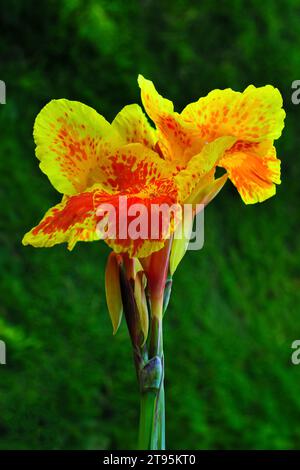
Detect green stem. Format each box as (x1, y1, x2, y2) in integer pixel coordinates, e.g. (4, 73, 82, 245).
(156, 381, 165, 449)
(151, 372, 165, 450)
(138, 390, 158, 449)
(138, 373, 165, 450)
(138, 316, 165, 450)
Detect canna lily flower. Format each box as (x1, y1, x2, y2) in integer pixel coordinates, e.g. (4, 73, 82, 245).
(22, 97, 231, 258)
(22, 100, 184, 257)
(138, 75, 285, 205)
(22, 76, 285, 451)
(137, 76, 285, 274)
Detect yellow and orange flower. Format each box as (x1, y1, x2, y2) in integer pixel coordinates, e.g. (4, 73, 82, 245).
(23, 76, 285, 259)
(22, 100, 181, 257)
(138, 75, 285, 204)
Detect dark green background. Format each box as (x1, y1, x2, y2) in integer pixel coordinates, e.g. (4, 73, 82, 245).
(1, 0, 300, 450)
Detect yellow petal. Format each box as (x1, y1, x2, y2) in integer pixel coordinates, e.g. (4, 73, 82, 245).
(182, 85, 285, 142)
(134, 271, 149, 345)
(169, 211, 194, 275)
(105, 252, 123, 334)
(112, 103, 157, 150)
(186, 173, 228, 206)
(170, 173, 229, 275)
(133, 258, 144, 277)
(175, 136, 236, 203)
(34, 99, 120, 195)
(138, 74, 174, 118)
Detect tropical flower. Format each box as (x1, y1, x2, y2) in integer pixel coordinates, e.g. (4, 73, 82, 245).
(22, 76, 285, 450)
(22, 100, 182, 257)
(138, 75, 285, 205)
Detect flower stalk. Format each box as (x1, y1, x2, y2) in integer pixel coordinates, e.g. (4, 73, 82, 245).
(22, 74, 285, 450)
(117, 245, 170, 450)
(138, 317, 165, 450)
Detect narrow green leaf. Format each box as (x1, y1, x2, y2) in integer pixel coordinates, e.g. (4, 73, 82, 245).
(105, 252, 123, 334)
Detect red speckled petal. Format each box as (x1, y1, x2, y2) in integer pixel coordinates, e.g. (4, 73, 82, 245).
(22, 186, 102, 250)
(181, 85, 285, 143)
(23, 143, 181, 256)
(138, 75, 204, 165)
(34, 99, 122, 195)
(95, 143, 174, 193)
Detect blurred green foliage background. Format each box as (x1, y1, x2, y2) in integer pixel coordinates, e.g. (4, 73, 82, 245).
(1, 0, 300, 450)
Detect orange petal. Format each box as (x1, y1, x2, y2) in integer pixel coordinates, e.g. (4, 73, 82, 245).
(95, 143, 175, 193)
(219, 141, 281, 204)
(24, 142, 181, 257)
(22, 186, 102, 250)
(98, 189, 180, 258)
(138, 75, 203, 165)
